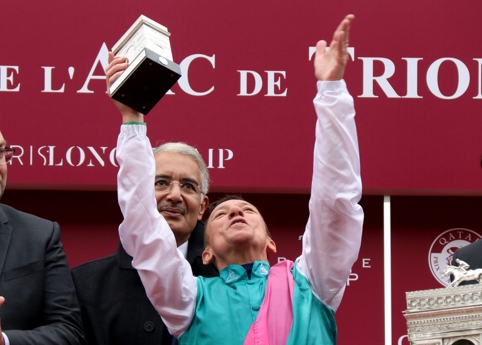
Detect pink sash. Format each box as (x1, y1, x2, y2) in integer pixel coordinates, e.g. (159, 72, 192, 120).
(243, 260, 294, 345)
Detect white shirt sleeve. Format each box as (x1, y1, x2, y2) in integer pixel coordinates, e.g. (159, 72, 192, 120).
(296, 80, 364, 312)
(116, 124, 197, 338)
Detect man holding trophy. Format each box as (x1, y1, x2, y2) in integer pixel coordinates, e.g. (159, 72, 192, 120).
(108, 14, 363, 345)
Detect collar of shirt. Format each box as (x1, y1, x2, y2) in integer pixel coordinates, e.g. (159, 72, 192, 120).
(178, 241, 188, 258)
(220, 261, 271, 285)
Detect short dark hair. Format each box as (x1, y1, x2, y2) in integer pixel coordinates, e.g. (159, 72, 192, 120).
(204, 195, 272, 248)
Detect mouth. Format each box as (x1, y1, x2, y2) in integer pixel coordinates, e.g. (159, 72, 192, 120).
(159, 206, 185, 218)
(229, 217, 248, 228)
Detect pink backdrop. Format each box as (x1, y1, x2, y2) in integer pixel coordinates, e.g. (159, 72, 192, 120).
(2, 0, 481, 194)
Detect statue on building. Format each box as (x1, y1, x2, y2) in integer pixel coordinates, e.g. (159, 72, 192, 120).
(442, 259, 482, 287)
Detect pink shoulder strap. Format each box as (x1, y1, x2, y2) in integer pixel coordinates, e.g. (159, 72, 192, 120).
(243, 260, 294, 345)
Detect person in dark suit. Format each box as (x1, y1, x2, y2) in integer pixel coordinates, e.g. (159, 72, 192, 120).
(71, 140, 218, 345)
(0, 131, 85, 345)
(451, 240, 482, 285)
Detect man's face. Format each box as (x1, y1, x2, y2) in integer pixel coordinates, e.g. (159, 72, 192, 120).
(202, 199, 276, 270)
(0, 131, 7, 200)
(154, 151, 208, 246)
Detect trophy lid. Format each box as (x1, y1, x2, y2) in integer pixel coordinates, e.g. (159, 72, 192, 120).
(112, 15, 171, 54)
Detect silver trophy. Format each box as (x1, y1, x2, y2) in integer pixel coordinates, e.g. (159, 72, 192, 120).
(109, 15, 182, 115)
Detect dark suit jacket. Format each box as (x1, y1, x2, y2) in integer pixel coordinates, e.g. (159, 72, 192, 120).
(71, 221, 218, 345)
(451, 239, 482, 285)
(0, 204, 85, 345)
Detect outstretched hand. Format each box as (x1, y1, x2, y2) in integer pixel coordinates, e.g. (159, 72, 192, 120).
(314, 14, 354, 81)
(105, 52, 144, 123)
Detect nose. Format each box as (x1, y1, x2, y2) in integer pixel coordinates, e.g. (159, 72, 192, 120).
(228, 205, 244, 218)
(166, 181, 182, 203)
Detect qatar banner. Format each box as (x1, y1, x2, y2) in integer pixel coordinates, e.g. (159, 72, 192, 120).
(1, 1, 481, 194)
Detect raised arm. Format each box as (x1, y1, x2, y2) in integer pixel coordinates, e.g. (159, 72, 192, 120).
(108, 54, 197, 337)
(297, 15, 364, 312)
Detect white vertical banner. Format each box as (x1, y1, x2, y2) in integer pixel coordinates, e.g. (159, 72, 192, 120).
(384, 196, 392, 345)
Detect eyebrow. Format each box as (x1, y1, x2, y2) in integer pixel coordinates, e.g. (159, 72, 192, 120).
(155, 174, 200, 185)
(0, 140, 6, 148)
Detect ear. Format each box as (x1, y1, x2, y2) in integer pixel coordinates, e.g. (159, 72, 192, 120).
(202, 246, 215, 265)
(198, 195, 209, 220)
(266, 238, 277, 254)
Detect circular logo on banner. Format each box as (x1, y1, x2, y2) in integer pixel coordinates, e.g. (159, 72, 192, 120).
(429, 228, 482, 286)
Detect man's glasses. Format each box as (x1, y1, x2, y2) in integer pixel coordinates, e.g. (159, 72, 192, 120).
(0, 147, 15, 164)
(155, 179, 201, 196)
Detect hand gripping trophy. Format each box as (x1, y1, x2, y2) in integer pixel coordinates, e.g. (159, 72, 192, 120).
(109, 15, 182, 115)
